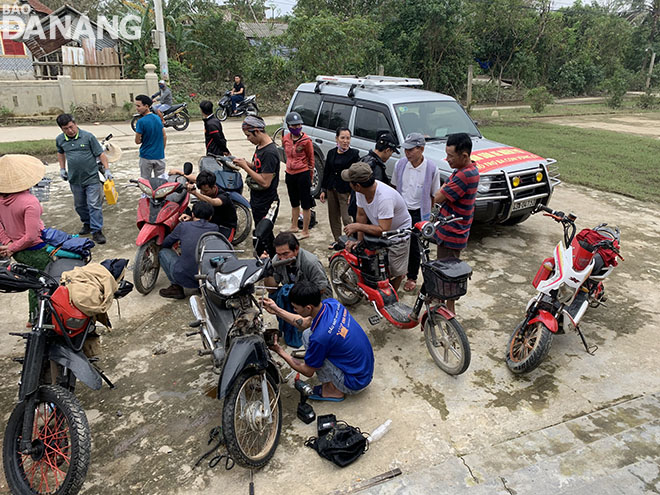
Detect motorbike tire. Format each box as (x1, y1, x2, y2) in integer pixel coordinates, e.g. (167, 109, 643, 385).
(130, 115, 140, 132)
(3, 385, 90, 495)
(133, 239, 161, 295)
(232, 202, 253, 246)
(311, 151, 324, 198)
(216, 107, 228, 122)
(222, 369, 281, 469)
(329, 257, 361, 306)
(173, 113, 190, 131)
(506, 320, 554, 374)
(423, 310, 471, 375)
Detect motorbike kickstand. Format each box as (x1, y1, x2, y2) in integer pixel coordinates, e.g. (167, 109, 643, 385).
(575, 325, 598, 355)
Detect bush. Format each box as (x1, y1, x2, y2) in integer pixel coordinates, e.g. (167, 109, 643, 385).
(637, 90, 657, 109)
(604, 69, 630, 108)
(0, 105, 14, 123)
(525, 86, 554, 113)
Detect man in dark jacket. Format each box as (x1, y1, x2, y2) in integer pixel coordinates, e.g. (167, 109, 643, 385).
(158, 202, 219, 299)
(200, 100, 230, 156)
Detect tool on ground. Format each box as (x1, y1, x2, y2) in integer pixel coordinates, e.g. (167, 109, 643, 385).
(294, 374, 315, 424)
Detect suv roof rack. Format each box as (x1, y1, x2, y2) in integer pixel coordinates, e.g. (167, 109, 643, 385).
(314, 75, 424, 97)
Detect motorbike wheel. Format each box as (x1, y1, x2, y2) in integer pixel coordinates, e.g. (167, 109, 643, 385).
(3, 385, 90, 495)
(232, 203, 253, 246)
(216, 107, 228, 121)
(423, 310, 471, 375)
(506, 320, 554, 374)
(130, 115, 140, 132)
(173, 113, 190, 131)
(133, 239, 161, 295)
(222, 370, 281, 469)
(329, 257, 361, 306)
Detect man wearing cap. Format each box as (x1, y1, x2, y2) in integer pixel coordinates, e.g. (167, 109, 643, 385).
(343, 162, 412, 291)
(152, 79, 173, 124)
(348, 130, 398, 219)
(0, 154, 50, 322)
(233, 116, 280, 257)
(56, 113, 110, 244)
(392, 132, 442, 292)
(135, 94, 167, 179)
(433, 132, 480, 313)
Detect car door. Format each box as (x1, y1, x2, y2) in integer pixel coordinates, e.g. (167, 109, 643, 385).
(313, 97, 355, 159)
(351, 101, 401, 179)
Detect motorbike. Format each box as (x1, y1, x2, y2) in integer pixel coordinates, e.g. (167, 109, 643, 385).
(187, 202, 286, 468)
(505, 204, 623, 374)
(130, 166, 191, 294)
(328, 207, 472, 375)
(215, 91, 259, 122)
(130, 102, 190, 132)
(198, 155, 253, 245)
(1, 258, 132, 495)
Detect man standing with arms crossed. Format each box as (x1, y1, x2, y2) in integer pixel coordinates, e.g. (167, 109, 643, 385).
(56, 113, 110, 244)
(134, 94, 167, 179)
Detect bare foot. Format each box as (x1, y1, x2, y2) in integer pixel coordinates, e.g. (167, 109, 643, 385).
(287, 227, 300, 233)
(297, 232, 310, 240)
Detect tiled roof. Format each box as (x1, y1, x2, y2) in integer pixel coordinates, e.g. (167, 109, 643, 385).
(238, 22, 287, 39)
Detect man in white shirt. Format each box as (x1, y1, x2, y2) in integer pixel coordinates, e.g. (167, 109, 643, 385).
(391, 133, 442, 292)
(342, 162, 412, 291)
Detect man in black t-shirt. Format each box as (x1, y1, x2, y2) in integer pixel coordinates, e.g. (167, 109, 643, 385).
(184, 170, 238, 241)
(233, 115, 280, 256)
(230, 75, 245, 114)
(199, 100, 230, 156)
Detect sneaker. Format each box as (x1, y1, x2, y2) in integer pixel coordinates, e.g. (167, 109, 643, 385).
(159, 284, 185, 300)
(79, 224, 91, 235)
(92, 230, 106, 244)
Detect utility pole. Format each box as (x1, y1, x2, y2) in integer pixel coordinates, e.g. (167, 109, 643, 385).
(153, 0, 169, 81)
(467, 64, 473, 108)
(646, 50, 656, 90)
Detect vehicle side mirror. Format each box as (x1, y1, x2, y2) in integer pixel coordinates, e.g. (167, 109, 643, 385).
(183, 162, 193, 175)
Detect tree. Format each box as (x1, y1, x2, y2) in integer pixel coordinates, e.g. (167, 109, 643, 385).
(224, 0, 267, 21)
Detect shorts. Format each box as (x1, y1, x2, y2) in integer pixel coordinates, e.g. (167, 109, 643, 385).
(387, 238, 410, 278)
(139, 157, 166, 179)
(437, 243, 462, 259)
(285, 170, 312, 210)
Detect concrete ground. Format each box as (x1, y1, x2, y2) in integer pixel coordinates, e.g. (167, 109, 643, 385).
(1, 118, 659, 494)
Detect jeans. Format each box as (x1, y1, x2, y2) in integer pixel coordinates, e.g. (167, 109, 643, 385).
(158, 248, 179, 285)
(231, 94, 244, 112)
(70, 182, 103, 231)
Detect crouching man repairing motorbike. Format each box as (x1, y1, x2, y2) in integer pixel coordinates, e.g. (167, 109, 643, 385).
(263, 281, 374, 402)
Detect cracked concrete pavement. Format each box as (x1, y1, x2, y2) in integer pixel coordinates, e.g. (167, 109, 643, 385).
(1, 117, 659, 494)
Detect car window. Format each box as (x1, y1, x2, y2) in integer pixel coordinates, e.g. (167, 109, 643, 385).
(317, 101, 353, 131)
(354, 107, 393, 141)
(395, 101, 480, 140)
(291, 92, 322, 126)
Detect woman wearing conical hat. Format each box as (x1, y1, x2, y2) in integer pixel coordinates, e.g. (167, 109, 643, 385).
(0, 154, 49, 324)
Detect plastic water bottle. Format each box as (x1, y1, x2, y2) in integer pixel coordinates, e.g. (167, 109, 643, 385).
(367, 419, 392, 443)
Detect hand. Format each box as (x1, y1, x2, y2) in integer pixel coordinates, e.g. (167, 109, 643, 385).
(319, 192, 326, 203)
(261, 297, 279, 315)
(345, 240, 357, 252)
(60, 169, 68, 181)
(186, 183, 196, 193)
(169, 168, 183, 176)
(0, 245, 13, 257)
(104, 169, 113, 180)
(179, 213, 192, 222)
(344, 223, 361, 236)
(232, 158, 249, 170)
(433, 191, 445, 204)
(268, 334, 283, 354)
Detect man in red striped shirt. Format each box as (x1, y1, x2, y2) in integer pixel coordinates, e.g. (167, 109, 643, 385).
(433, 133, 480, 312)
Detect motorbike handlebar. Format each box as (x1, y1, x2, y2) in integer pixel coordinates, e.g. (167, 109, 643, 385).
(129, 179, 139, 184)
(271, 257, 295, 268)
(194, 274, 207, 281)
(382, 228, 411, 238)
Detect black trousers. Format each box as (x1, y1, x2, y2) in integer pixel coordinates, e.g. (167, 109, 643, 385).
(252, 201, 278, 258)
(407, 209, 422, 280)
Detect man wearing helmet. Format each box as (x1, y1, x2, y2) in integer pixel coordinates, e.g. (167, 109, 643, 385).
(282, 111, 314, 239)
(152, 79, 173, 124)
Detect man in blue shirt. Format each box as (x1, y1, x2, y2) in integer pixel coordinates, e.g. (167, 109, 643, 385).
(264, 281, 374, 401)
(56, 113, 111, 244)
(134, 94, 167, 179)
(158, 201, 219, 299)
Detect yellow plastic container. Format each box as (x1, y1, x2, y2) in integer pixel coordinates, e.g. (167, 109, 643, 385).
(103, 179, 118, 205)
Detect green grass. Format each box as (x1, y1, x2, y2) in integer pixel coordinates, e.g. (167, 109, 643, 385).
(480, 121, 660, 202)
(0, 139, 57, 161)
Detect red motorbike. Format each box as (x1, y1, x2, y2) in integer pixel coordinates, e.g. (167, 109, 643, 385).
(131, 172, 190, 294)
(328, 210, 472, 375)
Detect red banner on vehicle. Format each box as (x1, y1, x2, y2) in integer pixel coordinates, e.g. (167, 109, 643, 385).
(470, 147, 543, 173)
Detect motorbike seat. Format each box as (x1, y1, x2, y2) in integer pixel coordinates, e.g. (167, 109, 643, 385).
(196, 232, 235, 272)
(362, 235, 393, 250)
(163, 104, 185, 114)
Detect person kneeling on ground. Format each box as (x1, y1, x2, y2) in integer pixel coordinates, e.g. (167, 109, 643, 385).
(263, 281, 374, 402)
(158, 202, 219, 299)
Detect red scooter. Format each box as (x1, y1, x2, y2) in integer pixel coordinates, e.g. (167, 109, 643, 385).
(329, 209, 472, 375)
(131, 171, 190, 294)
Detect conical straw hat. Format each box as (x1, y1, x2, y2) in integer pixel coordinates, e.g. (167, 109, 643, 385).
(104, 142, 122, 163)
(0, 154, 46, 194)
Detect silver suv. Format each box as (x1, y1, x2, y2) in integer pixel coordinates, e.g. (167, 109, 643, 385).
(276, 75, 560, 225)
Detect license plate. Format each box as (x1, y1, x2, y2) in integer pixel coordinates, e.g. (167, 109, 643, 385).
(512, 198, 536, 212)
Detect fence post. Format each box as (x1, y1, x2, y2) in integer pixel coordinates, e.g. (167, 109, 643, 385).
(57, 75, 74, 112)
(144, 64, 158, 96)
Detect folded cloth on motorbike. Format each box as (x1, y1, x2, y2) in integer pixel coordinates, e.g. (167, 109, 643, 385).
(273, 283, 303, 348)
(45, 244, 83, 259)
(41, 227, 95, 259)
(576, 229, 620, 267)
(60, 263, 118, 317)
(101, 258, 129, 280)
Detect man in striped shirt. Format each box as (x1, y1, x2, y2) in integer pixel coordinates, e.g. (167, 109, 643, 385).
(433, 132, 480, 313)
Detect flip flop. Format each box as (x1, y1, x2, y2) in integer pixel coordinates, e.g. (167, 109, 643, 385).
(296, 233, 310, 240)
(309, 385, 345, 402)
(403, 279, 417, 292)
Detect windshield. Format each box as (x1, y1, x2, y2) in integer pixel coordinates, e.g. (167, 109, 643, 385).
(395, 101, 480, 140)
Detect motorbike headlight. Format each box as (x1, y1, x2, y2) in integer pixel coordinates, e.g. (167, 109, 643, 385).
(154, 184, 178, 199)
(138, 182, 153, 196)
(477, 176, 491, 194)
(244, 267, 264, 286)
(215, 266, 247, 296)
(557, 282, 574, 304)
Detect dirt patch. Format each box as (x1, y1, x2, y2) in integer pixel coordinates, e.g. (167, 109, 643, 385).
(541, 113, 660, 138)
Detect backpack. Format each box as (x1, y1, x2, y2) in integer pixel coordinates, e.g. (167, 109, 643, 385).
(305, 419, 369, 468)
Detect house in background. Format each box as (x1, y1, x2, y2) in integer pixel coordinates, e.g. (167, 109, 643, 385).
(238, 21, 287, 46)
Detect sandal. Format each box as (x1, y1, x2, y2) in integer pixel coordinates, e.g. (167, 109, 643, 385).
(309, 385, 345, 402)
(296, 233, 310, 240)
(403, 278, 417, 292)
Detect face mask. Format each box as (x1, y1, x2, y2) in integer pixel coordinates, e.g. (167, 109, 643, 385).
(288, 126, 302, 136)
(337, 142, 350, 152)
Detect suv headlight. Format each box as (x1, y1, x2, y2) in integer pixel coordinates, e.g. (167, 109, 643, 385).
(214, 266, 247, 296)
(477, 176, 491, 194)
